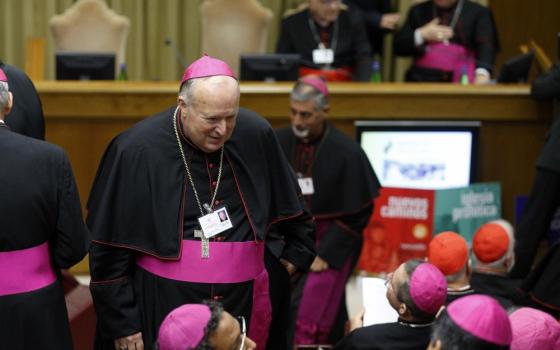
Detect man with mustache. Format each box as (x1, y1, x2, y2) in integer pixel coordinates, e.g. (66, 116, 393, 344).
(275, 76, 380, 346)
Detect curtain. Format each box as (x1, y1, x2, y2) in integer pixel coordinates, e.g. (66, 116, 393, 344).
(0, 0, 303, 81)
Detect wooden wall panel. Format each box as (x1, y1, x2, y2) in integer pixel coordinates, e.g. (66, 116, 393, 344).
(489, 0, 560, 72)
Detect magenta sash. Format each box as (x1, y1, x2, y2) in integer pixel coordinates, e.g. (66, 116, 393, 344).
(294, 220, 354, 345)
(136, 240, 271, 350)
(0, 242, 57, 297)
(415, 42, 475, 83)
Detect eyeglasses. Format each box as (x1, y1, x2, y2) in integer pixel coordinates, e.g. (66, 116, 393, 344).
(384, 272, 394, 289)
(237, 316, 246, 350)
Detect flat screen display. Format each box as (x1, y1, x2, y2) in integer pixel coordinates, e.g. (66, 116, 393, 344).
(356, 121, 480, 190)
(56, 52, 116, 80)
(239, 53, 300, 82)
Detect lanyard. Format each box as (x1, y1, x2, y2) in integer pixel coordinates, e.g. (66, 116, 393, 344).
(173, 106, 224, 216)
(308, 15, 339, 53)
(433, 0, 464, 30)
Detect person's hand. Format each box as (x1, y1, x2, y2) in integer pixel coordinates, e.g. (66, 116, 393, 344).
(419, 18, 454, 42)
(280, 258, 298, 275)
(474, 73, 491, 84)
(347, 308, 365, 334)
(309, 256, 329, 272)
(114, 332, 144, 350)
(379, 13, 401, 30)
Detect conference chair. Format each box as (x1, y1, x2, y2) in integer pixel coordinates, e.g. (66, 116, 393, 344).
(200, 0, 273, 75)
(50, 0, 130, 78)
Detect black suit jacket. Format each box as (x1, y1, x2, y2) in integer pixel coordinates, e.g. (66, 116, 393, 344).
(344, 0, 393, 55)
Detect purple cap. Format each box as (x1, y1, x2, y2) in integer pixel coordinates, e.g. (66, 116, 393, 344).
(447, 295, 512, 346)
(510, 307, 560, 350)
(158, 304, 212, 350)
(299, 75, 329, 97)
(409, 262, 447, 315)
(181, 54, 236, 85)
(0, 68, 7, 83)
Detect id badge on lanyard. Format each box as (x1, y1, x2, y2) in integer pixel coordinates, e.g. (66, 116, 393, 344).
(297, 177, 315, 195)
(313, 45, 334, 65)
(198, 207, 233, 239)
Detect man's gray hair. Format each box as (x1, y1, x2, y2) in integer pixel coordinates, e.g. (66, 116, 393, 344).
(291, 81, 328, 110)
(445, 263, 469, 283)
(178, 79, 199, 107)
(0, 82, 9, 111)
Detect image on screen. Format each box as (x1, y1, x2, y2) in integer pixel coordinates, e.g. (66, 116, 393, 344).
(356, 121, 479, 190)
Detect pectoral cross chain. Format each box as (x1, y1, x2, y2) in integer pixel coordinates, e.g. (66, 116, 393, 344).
(194, 229, 210, 259)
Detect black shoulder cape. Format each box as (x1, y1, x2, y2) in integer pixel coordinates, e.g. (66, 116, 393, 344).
(275, 124, 380, 219)
(87, 107, 306, 258)
(0, 61, 45, 140)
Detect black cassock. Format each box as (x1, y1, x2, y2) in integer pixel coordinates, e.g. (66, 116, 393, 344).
(276, 7, 373, 81)
(333, 321, 433, 350)
(0, 125, 89, 349)
(0, 61, 45, 140)
(87, 107, 316, 349)
(394, 0, 499, 81)
(521, 241, 560, 315)
(276, 124, 380, 344)
(470, 271, 524, 309)
(511, 64, 560, 278)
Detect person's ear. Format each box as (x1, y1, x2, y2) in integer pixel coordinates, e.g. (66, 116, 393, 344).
(398, 303, 407, 316)
(177, 95, 186, 108)
(466, 259, 472, 278)
(4, 91, 13, 115)
(427, 339, 442, 350)
(435, 305, 446, 319)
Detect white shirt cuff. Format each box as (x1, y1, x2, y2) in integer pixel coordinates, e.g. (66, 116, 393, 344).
(475, 68, 490, 78)
(414, 29, 424, 47)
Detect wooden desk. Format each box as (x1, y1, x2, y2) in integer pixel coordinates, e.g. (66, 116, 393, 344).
(36, 82, 552, 270)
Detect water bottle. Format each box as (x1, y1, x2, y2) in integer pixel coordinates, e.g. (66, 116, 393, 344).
(371, 60, 382, 83)
(118, 63, 128, 81)
(460, 65, 469, 85)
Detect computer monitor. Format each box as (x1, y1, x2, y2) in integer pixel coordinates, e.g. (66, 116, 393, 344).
(356, 121, 480, 190)
(497, 51, 534, 83)
(240, 54, 300, 82)
(56, 52, 116, 80)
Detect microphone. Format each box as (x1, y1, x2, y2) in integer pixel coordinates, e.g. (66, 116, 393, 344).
(165, 37, 188, 69)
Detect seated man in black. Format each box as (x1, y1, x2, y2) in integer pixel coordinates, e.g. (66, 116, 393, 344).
(276, 0, 372, 81)
(334, 259, 447, 350)
(428, 231, 475, 304)
(470, 220, 524, 308)
(394, 0, 499, 83)
(157, 301, 256, 349)
(428, 295, 512, 350)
